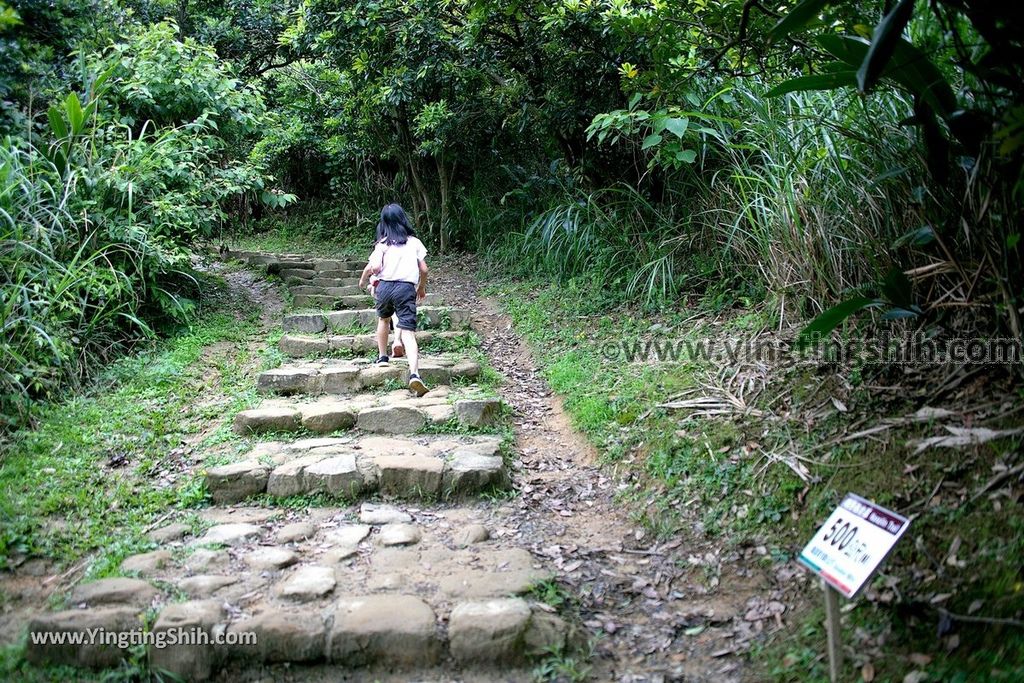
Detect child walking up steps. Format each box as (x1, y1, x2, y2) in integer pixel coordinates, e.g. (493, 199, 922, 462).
(358, 203, 430, 396)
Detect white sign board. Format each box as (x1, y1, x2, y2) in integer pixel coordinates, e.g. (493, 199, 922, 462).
(799, 493, 910, 599)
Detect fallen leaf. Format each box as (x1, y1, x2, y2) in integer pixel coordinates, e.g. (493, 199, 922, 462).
(909, 653, 933, 666)
(683, 625, 706, 636)
(861, 662, 876, 681)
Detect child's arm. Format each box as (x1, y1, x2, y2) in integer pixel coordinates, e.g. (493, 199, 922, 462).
(359, 245, 384, 289)
(358, 262, 377, 289)
(416, 259, 428, 302)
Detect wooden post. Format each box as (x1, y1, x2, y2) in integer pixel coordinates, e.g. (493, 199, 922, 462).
(822, 578, 842, 682)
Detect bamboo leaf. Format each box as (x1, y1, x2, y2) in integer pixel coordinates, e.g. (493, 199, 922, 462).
(858, 0, 915, 93)
(769, 0, 832, 42)
(795, 296, 879, 349)
(767, 70, 858, 96)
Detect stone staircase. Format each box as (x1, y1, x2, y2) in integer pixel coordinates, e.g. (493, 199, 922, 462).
(229, 250, 446, 310)
(25, 250, 569, 681)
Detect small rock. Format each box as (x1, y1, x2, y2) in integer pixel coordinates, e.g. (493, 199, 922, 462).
(276, 522, 316, 543)
(195, 523, 262, 546)
(454, 399, 502, 427)
(185, 549, 229, 572)
(257, 368, 314, 395)
(120, 550, 172, 576)
(267, 455, 327, 497)
(455, 524, 490, 546)
(525, 612, 569, 656)
(300, 403, 357, 433)
(148, 523, 190, 544)
(442, 451, 507, 496)
(178, 575, 238, 598)
(278, 566, 336, 602)
(378, 523, 422, 547)
(245, 547, 299, 571)
(282, 313, 327, 334)
(70, 578, 159, 607)
(358, 503, 412, 525)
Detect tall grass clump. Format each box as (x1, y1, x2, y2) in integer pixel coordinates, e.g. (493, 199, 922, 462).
(1, 21, 273, 430)
(479, 81, 924, 318)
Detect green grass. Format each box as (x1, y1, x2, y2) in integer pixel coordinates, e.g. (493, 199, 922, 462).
(0, 279, 266, 574)
(488, 275, 1024, 683)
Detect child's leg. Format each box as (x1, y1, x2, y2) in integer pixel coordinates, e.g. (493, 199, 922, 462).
(375, 317, 390, 358)
(402, 328, 420, 377)
(392, 315, 404, 356)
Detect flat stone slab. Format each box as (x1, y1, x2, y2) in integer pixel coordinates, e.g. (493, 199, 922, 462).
(148, 523, 190, 544)
(227, 610, 327, 663)
(276, 521, 316, 543)
(205, 460, 271, 503)
(70, 578, 159, 607)
(359, 503, 413, 525)
(245, 547, 299, 571)
(178, 574, 238, 598)
(278, 565, 336, 601)
(206, 435, 506, 502)
(233, 406, 299, 435)
(449, 598, 532, 664)
(328, 595, 440, 666)
(149, 600, 224, 680)
(27, 607, 142, 668)
(378, 523, 422, 547)
(256, 356, 481, 396)
(194, 523, 263, 546)
(283, 306, 471, 333)
(233, 388, 501, 441)
(279, 330, 473, 358)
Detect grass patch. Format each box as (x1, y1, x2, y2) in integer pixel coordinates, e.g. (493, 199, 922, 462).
(0, 278, 266, 572)
(488, 275, 1024, 682)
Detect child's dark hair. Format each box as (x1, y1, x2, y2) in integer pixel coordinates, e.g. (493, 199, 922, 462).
(375, 203, 416, 246)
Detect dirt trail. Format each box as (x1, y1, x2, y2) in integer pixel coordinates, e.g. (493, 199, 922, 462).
(1, 252, 790, 683)
(434, 257, 783, 682)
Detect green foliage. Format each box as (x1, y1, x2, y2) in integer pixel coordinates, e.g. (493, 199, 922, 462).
(2, 21, 272, 428)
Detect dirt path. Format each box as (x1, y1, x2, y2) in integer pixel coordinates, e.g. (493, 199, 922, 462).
(4, 252, 791, 683)
(434, 257, 784, 682)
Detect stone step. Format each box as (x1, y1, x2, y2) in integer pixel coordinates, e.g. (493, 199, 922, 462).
(286, 276, 361, 288)
(207, 434, 508, 502)
(290, 285, 363, 297)
(279, 330, 474, 357)
(257, 356, 480, 396)
(291, 291, 443, 311)
(291, 293, 373, 310)
(26, 505, 566, 679)
(234, 388, 502, 436)
(283, 306, 472, 334)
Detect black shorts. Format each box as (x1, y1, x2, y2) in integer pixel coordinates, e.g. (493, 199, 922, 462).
(375, 280, 417, 331)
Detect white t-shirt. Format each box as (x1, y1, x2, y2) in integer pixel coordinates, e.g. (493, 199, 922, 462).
(368, 237, 427, 285)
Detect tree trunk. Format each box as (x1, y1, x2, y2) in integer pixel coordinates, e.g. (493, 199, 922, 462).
(436, 155, 449, 254)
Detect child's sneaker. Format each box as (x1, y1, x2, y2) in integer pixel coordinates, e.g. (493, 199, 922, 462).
(374, 355, 389, 366)
(408, 373, 428, 397)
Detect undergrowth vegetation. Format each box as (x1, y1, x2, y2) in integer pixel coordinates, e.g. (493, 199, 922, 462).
(490, 276, 1023, 681)
(0, 272, 264, 573)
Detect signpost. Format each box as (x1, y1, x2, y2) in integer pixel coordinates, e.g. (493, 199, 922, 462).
(799, 493, 910, 682)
